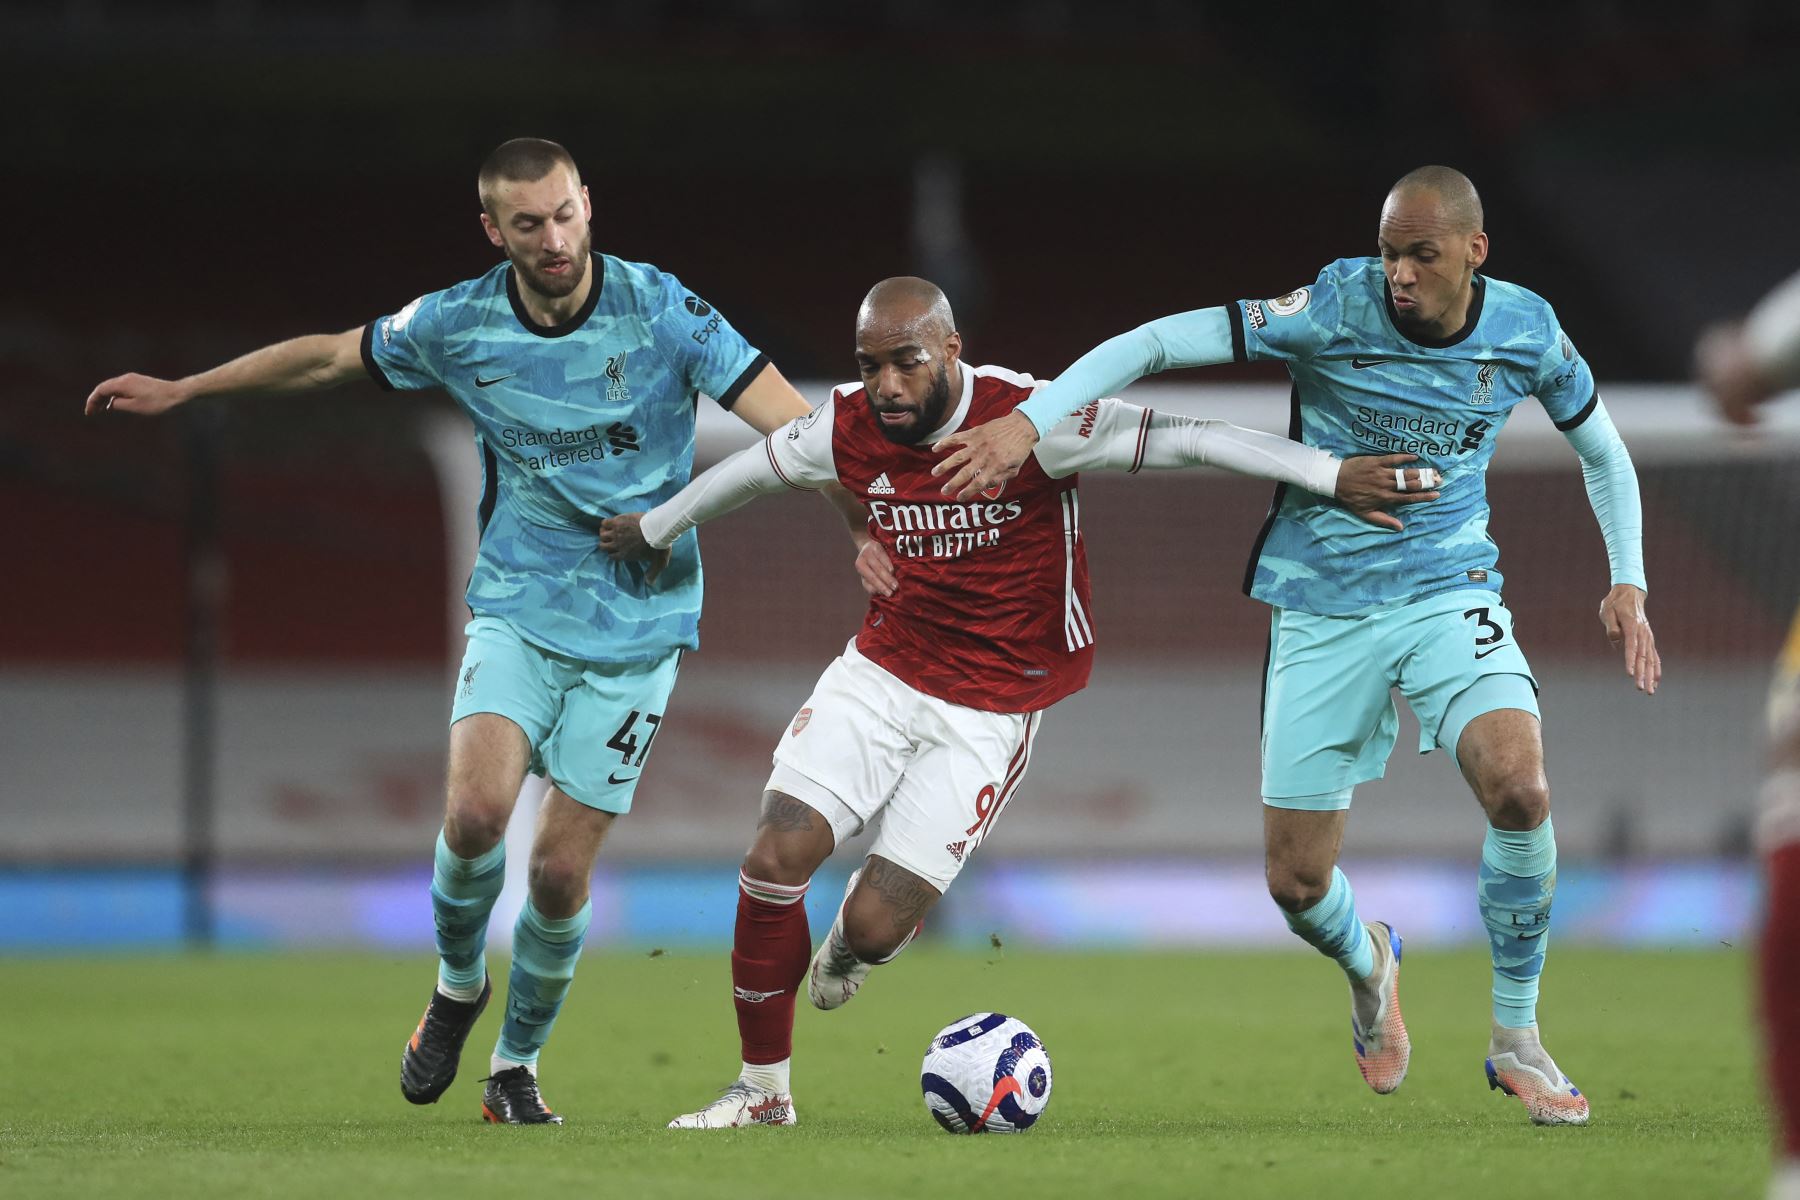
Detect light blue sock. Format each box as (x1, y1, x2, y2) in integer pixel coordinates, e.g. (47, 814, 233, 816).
(1282, 867, 1376, 981)
(430, 831, 506, 997)
(1478, 816, 1557, 1028)
(496, 898, 592, 1066)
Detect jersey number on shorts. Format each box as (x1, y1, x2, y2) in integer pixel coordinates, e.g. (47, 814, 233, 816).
(1463, 607, 1506, 658)
(607, 709, 664, 766)
(966, 783, 1002, 843)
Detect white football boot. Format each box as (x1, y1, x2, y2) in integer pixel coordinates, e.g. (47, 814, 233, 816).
(1349, 921, 1411, 1094)
(667, 1079, 797, 1129)
(1486, 1023, 1589, 1125)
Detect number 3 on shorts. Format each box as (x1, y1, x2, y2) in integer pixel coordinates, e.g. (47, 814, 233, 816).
(1463, 606, 1507, 659)
(607, 709, 663, 766)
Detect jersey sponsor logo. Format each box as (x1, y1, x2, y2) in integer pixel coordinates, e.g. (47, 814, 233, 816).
(606, 422, 640, 454)
(1459, 417, 1493, 452)
(1350, 357, 1393, 370)
(733, 986, 786, 1004)
(1558, 332, 1574, 362)
(791, 707, 812, 735)
(945, 839, 967, 863)
(496, 421, 639, 468)
(1244, 299, 1267, 330)
(604, 351, 630, 403)
(1471, 362, 1500, 406)
(868, 472, 896, 496)
(866, 498, 1026, 560)
(1349, 404, 1465, 456)
(687, 296, 726, 345)
(1268, 288, 1310, 317)
(1076, 401, 1100, 439)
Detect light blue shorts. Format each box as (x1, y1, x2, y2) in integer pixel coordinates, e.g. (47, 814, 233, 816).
(450, 615, 682, 814)
(1260, 589, 1539, 809)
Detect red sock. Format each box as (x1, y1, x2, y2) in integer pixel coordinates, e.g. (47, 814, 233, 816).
(1764, 842, 1800, 1157)
(732, 872, 811, 1066)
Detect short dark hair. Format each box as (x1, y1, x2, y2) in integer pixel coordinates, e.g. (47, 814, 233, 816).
(478, 138, 579, 216)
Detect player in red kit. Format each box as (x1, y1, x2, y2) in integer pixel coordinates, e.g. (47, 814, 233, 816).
(599, 276, 1439, 1128)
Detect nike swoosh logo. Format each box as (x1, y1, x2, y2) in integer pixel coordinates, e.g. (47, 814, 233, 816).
(1474, 645, 1507, 659)
(475, 374, 514, 388)
(1350, 357, 1393, 370)
(1516, 928, 1546, 940)
(607, 771, 639, 785)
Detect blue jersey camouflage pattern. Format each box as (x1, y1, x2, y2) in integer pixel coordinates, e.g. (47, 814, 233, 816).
(362, 253, 767, 662)
(1233, 257, 1596, 615)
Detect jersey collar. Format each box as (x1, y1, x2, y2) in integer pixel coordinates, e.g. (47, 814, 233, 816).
(506, 253, 604, 339)
(922, 360, 976, 444)
(1383, 273, 1486, 349)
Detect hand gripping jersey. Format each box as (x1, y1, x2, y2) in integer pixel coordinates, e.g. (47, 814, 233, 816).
(1232, 257, 1598, 615)
(362, 253, 767, 663)
(770, 365, 1160, 714)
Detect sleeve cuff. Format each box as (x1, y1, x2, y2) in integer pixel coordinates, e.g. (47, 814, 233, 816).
(1226, 302, 1248, 363)
(360, 322, 395, 392)
(715, 352, 770, 410)
(1553, 389, 1599, 432)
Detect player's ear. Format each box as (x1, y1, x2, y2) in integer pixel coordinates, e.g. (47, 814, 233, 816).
(1468, 231, 1489, 270)
(580, 185, 592, 222)
(480, 212, 505, 250)
(944, 331, 963, 366)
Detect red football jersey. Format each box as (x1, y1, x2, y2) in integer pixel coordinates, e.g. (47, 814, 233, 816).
(773, 363, 1097, 713)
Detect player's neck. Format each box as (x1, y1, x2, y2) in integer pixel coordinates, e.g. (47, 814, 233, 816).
(1420, 277, 1477, 340)
(515, 261, 595, 329)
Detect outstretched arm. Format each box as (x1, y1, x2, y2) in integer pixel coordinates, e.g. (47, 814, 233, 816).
(85, 328, 369, 417)
(1562, 400, 1659, 695)
(598, 440, 792, 583)
(933, 307, 1237, 500)
(1036, 402, 1443, 530)
(726, 364, 892, 595)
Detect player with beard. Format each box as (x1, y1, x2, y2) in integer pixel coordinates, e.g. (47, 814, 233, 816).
(597, 276, 1436, 1128)
(84, 138, 871, 1125)
(931, 166, 1661, 1126)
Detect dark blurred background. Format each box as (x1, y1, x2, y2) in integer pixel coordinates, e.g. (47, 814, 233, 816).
(4, 3, 1798, 949)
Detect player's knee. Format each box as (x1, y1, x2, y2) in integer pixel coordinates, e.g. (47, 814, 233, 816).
(740, 840, 817, 889)
(842, 914, 906, 965)
(443, 790, 512, 856)
(526, 851, 591, 916)
(1266, 862, 1331, 913)
(1485, 775, 1551, 831)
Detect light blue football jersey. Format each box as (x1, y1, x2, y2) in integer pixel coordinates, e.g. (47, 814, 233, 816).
(362, 253, 767, 662)
(1232, 257, 1596, 615)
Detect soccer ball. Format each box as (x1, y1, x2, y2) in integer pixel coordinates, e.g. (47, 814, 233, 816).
(919, 1012, 1052, 1133)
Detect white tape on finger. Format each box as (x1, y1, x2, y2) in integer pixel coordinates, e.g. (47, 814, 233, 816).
(1394, 467, 1407, 492)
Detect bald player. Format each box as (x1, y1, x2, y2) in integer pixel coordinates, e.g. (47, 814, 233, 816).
(933, 167, 1660, 1125)
(600, 276, 1433, 1129)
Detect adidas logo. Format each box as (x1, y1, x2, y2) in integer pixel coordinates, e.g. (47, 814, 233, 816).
(945, 840, 967, 863)
(868, 472, 896, 495)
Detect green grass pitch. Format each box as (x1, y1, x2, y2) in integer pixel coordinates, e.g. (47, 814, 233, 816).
(0, 946, 1768, 1198)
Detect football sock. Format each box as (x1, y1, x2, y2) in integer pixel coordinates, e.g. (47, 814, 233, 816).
(741, 1058, 791, 1095)
(1763, 837, 1800, 1158)
(1478, 816, 1557, 1029)
(733, 870, 811, 1066)
(494, 898, 591, 1066)
(1282, 867, 1376, 982)
(430, 830, 506, 1001)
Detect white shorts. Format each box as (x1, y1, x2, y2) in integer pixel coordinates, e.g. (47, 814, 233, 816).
(766, 639, 1043, 891)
